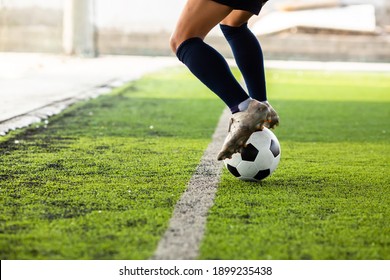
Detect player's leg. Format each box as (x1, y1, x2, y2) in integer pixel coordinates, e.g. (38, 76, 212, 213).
(220, 10, 266, 101)
(170, 0, 250, 113)
(170, 0, 231, 52)
(171, 0, 271, 161)
(220, 9, 279, 129)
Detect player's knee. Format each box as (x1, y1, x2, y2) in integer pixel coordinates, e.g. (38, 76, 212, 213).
(169, 35, 180, 54)
(221, 19, 247, 27)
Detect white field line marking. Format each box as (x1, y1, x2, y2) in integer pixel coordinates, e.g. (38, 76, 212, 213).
(152, 108, 230, 260)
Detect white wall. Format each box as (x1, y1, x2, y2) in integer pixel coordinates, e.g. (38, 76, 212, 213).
(94, 0, 186, 32)
(1, 0, 386, 32)
(0, 0, 63, 9)
(0, 0, 186, 32)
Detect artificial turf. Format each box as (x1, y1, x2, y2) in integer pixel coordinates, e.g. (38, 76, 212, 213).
(0, 67, 389, 260)
(200, 70, 390, 260)
(0, 68, 225, 259)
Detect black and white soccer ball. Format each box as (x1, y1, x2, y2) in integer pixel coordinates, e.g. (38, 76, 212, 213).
(223, 127, 281, 181)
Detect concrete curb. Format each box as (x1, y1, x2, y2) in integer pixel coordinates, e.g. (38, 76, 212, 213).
(0, 79, 126, 136)
(0, 55, 181, 136)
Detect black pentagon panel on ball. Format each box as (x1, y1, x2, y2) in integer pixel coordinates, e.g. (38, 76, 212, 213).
(269, 139, 280, 157)
(227, 164, 241, 177)
(254, 169, 270, 181)
(241, 143, 259, 162)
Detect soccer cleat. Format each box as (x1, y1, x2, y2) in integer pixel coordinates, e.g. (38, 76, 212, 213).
(263, 101, 279, 129)
(217, 100, 270, 161)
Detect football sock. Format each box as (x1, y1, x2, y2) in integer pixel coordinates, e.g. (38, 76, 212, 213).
(220, 23, 267, 102)
(176, 37, 249, 113)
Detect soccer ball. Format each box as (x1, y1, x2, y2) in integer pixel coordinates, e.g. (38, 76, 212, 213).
(223, 127, 281, 181)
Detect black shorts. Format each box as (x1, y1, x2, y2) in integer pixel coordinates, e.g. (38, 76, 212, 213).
(211, 0, 269, 15)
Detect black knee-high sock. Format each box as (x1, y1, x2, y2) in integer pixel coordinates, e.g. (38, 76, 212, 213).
(220, 23, 267, 102)
(176, 37, 249, 113)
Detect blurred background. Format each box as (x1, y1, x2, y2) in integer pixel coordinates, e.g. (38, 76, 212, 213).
(0, 0, 389, 61)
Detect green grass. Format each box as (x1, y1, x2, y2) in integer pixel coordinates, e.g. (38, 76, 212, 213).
(1, 67, 389, 260)
(0, 68, 225, 259)
(200, 70, 390, 260)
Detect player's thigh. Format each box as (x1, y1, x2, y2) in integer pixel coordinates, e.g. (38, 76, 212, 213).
(220, 10, 254, 27)
(170, 0, 233, 52)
